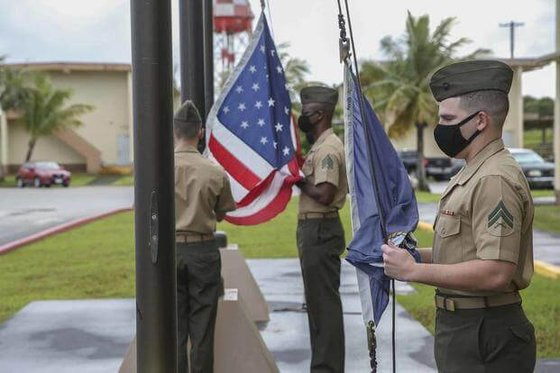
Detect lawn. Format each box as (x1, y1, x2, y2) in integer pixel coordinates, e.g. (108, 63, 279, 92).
(534, 205, 560, 234)
(0, 212, 135, 324)
(0, 197, 433, 323)
(415, 190, 442, 203)
(397, 275, 560, 358)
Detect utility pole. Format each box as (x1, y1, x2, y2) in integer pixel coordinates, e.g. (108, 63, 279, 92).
(130, 0, 177, 371)
(499, 20, 524, 59)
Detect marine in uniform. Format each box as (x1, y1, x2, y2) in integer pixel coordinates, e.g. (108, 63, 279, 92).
(382, 60, 536, 372)
(296, 86, 347, 372)
(173, 101, 236, 373)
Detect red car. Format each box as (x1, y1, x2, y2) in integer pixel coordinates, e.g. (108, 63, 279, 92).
(16, 161, 71, 188)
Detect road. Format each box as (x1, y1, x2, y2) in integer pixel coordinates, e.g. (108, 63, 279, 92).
(0, 186, 134, 246)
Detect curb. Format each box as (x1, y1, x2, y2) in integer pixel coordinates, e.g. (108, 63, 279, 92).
(417, 220, 560, 280)
(534, 260, 560, 279)
(0, 207, 133, 255)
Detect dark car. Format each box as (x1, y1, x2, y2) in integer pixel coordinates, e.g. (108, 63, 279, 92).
(425, 157, 465, 181)
(16, 161, 71, 188)
(398, 150, 419, 174)
(509, 148, 554, 189)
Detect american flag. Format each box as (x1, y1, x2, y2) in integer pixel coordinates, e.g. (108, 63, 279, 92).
(205, 14, 302, 225)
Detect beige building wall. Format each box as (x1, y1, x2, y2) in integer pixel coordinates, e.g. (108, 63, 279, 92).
(48, 70, 131, 166)
(8, 121, 84, 165)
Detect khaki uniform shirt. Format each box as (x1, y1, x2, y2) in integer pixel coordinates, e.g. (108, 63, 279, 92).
(433, 139, 534, 296)
(299, 129, 347, 214)
(174, 144, 236, 235)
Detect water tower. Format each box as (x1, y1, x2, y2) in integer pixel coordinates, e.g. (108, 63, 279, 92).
(213, 0, 254, 81)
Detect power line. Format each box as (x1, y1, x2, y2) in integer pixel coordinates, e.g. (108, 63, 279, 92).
(499, 20, 524, 59)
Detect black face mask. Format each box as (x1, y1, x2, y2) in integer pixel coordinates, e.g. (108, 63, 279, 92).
(298, 111, 320, 133)
(434, 111, 481, 158)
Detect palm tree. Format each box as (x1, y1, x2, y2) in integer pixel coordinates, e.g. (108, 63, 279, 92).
(0, 58, 32, 180)
(0, 60, 30, 111)
(360, 12, 490, 191)
(19, 75, 94, 162)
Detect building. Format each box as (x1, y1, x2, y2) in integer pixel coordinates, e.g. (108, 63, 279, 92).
(0, 62, 133, 173)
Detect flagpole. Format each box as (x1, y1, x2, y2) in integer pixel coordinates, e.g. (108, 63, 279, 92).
(130, 0, 177, 370)
(338, 0, 397, 372)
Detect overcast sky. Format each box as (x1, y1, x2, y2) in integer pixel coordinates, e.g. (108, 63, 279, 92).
(0, 0, 556, 97)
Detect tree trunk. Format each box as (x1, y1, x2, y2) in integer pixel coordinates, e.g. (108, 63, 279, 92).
(415, 122, 430, 192)
(25, 138, 36, 163)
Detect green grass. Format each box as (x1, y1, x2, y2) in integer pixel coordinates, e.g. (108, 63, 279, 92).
(534, 205, 560, 234)
(0, 212, 135, 323)
(416, 191, 442, 203)
(112, 175, 134, 186)
(70, 173, 98, 186)
(524, 129, 553, 154)
(532, 189, 555, 199)
(398, 275, 560, 357)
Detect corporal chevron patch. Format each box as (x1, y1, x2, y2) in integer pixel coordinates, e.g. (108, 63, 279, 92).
(321, 154, 334, 170)
(487, 200, 515, 236)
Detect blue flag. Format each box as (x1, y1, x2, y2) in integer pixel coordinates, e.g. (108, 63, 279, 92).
(343, 64, 420, 325)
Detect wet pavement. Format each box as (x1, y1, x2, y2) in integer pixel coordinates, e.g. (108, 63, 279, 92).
(0, 186, 133, 246)
(0, 259, 436, 372)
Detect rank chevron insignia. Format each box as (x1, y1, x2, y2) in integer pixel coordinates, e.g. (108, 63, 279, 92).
(487, 200, 514, 229)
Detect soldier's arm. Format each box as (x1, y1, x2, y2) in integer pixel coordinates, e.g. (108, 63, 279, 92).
(386, 255, 516, 292)
(214, 173, 236, 221)
(297, 179, 337, 206)
(297, 147, 340, 206)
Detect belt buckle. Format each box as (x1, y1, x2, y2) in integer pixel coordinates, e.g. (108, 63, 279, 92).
(437, 294, 456, 311)
(444, 298, 456, 311)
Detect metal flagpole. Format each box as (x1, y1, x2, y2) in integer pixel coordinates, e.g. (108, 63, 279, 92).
(130, 0, 177, 371)
(203, 0, 214, 119)
(179, 0, 206, 117)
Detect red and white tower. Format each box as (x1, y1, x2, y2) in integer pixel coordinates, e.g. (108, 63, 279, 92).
(213, 0, 254, 79)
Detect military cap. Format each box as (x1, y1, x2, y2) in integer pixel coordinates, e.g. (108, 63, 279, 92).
(429, 60, 513, 102)
(300, 86, 339, 107)
(174, 100, 202, 123)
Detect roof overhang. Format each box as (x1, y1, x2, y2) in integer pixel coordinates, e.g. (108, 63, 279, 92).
(2, 62, 131, 73)
(499, 52, 560, 72)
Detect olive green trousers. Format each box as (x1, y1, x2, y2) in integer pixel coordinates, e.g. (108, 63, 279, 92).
(435, 302, 536, 373)
(297, 217, 346, 373)
(176, 240, 222, 373)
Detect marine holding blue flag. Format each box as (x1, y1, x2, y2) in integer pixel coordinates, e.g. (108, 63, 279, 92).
(295, 86, 347, 372)
(382, 60, 536, 372)
(343, 62, 421, 371)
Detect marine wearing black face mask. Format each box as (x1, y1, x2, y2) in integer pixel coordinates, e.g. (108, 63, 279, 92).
(433, 110, 481, 157)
